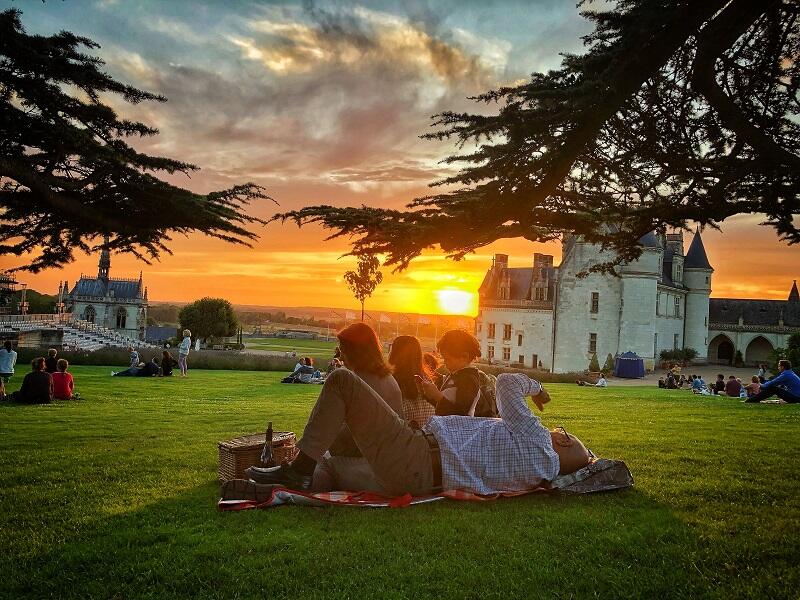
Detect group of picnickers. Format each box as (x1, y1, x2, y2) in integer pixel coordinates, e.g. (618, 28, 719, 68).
(221, 321, 592, 501)
(659, 361, 800, 404)
(0, 345, 76, 404)
(111, 330, 193, 378)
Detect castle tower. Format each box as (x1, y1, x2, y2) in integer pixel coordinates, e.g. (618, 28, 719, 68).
(97, 234, 111, 282)
(617, 233, 662, 360)
(789, 280, 799, 302)
(682, 228, 713, 360)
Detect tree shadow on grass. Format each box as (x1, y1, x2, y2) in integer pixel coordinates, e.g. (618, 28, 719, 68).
(7, 482, 721, 600)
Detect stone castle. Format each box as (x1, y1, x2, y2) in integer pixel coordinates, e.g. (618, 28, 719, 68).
(476, 229, 799, 373)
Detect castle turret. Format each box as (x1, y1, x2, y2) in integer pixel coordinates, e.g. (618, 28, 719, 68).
(682, 228, 713, 360)
(789, 280, 799, 302)
(98, 235, 111, 282)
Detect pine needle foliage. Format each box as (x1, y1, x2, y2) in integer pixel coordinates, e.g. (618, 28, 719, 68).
(0, 9, 272, 272)
(278, 0, 800, 273)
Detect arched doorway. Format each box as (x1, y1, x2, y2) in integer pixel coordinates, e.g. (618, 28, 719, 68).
(745, 336, 774, 366)
(83, 305, 95, 324)
(708, 334, 734, 365)
(116, 307, 127, 329)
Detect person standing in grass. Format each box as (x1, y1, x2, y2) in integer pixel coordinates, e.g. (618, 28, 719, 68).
(52, 359, 75, 400)
(178, 329, 191, 377)
(0, 340, 17, 398)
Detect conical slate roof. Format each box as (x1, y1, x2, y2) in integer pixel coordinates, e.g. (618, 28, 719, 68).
(638, 231, 659, 248)
(790, 280, 799, 302)
(684, 230, 712, 269)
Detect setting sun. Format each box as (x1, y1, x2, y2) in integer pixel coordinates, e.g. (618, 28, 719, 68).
(436, 289, 477, 316)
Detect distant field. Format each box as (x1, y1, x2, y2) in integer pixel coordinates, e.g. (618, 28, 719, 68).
(244, 337, 339, 360)
(1, 366, 799, 599)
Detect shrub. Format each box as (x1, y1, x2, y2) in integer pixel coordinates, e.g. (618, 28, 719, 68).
(602, 353, 615, 373)
(588, 353, 600, 372)
(474, 362, 587, 383)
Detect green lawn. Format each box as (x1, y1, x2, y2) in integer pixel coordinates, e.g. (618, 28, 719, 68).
(1, 367, 798, 599)
(244, 337, 338, 361)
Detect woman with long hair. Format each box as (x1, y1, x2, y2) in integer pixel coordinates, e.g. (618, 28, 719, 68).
(389, 335, 436, 428)
(309, 322, 402, 492)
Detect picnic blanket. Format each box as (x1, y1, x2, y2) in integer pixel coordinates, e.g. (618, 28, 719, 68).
(218, 458, 633, 510)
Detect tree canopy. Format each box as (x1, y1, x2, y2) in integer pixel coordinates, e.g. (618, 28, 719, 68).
(0, 9, 271, 272)
(178, 297, 238, 343)
(280, 0, 800, 272)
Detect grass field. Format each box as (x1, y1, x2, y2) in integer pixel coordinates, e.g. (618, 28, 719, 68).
(244, 337, 338, 361)
(1, 367, 799, 599)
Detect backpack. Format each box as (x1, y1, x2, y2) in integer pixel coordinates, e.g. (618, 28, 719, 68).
(473, 370, 498, 417)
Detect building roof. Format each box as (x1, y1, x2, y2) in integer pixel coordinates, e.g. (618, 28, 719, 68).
(789, 280, 799, 302)
(479, 264, 556, 302)
(709, 298, 800, 328)
(638, 231, 659, 248)
(684, 230, 712, 269)
(71, 277, 143, 300)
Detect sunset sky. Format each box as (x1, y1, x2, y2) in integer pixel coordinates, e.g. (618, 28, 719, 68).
(3, 0, 798, 315)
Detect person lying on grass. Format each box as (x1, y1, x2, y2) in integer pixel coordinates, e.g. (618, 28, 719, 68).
(576, 372, 607, 387)
(745, 360, 800, 404)
(112, 357, 160, 377)
(229, 372, 590, 499)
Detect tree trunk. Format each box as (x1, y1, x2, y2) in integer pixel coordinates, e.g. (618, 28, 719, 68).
(360, 302, 365, 322)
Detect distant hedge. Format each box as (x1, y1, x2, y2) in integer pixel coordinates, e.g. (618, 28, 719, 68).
(13, 347, 296, 372)
(471, 363, 585, 383)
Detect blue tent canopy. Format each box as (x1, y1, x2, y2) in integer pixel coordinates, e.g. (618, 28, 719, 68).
(614, 351, 645, 379)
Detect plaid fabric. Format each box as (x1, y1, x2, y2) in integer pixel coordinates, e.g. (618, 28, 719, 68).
(423, 373, 559, 495)
(401, 393, 436, 428)
(216, 458, 633, 511)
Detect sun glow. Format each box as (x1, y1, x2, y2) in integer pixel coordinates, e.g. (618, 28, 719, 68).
(436, 289, 477, 315)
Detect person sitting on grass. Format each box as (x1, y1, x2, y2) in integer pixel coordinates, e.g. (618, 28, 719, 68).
(418, 330, 484, 416)
(309, 322, 403, 492)
(282, 357, 316, 384)
(45, 348, 58, 374)
(128, 346, 140, 368)
(744, 376, 761, 399)
(724, 375, 742, 398)
(712, 374, 725, 395)
(0, 340, 18, 398)
(233, 372, 590, 498)
(52, 359, 75, 400)
(112, 357, 160, 377)
(160, 350, 178, 377)
(745, 360, 800, 404)
(576, 372, 607, 387)
(5, 357, 53, 404)
(390, 335, 436, 428)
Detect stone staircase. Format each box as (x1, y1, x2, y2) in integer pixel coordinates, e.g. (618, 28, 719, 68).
(0, 314, 159, 351)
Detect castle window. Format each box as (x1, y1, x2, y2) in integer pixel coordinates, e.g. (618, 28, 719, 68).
(674, 333, 679, 349)
(534, 287, 547, 301)
(674, 296, 681, 318)
(705, 276, 710, 285)
(518, 355, 525, 365)
(532, 354, 539, 369)
(116, 307, 127, 329)
(590, 292, 599, 314)
(503, 324, 512, 340)
(589, 333, 597, 354)
(656, 293, 661, 316)
(676, 266, 682, 281)
(517, 333, 523, 347)
(83, 305, 96, 323)
(487, 346, 494, 360)
(502, 347, 511, 361)
(488, 323, 496, 339)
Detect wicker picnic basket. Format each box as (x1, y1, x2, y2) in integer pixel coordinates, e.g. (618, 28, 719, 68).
(218, 431, 298, 482)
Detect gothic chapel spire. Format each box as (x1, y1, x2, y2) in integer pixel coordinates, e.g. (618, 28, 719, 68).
(98, 234, 111, 281)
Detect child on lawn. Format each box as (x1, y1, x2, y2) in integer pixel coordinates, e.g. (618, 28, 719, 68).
(52, 359, 75, 400)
